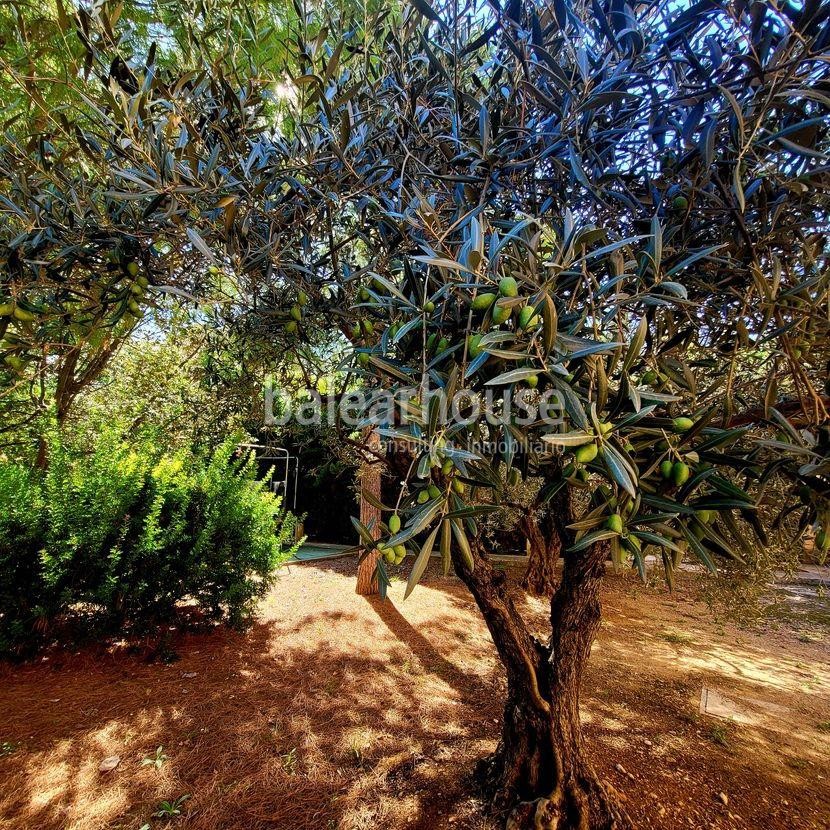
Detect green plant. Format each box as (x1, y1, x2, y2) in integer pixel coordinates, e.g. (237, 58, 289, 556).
(141, 746, 168, 770)
(152, 794, 190, 819)
(0, 433, 298, 654)
(0, 463, 46, 649)
(280, 747, 298, 775)
(0, 741, 18, 757)
(188, 442, 297, 626)
(41, 431, 153, 616)
(707, 724, 732, 748)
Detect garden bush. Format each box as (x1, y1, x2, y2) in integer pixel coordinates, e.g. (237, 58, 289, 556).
(0, 435, 298, 655)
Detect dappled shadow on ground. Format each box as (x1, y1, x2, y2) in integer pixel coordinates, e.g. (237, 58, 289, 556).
(0, 562, 502, 830)
(0, 559, 828, 830)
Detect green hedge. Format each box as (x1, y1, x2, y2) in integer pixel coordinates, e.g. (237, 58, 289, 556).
(0, 435, 298, 654)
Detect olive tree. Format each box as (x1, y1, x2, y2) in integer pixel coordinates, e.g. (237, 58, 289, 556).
(221, 3, 828, 825)
(7, 0, 828, 827)
(0, 0, 285, 456)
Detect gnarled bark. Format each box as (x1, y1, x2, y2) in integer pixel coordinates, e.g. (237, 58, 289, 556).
(453, 535, 631, 830)
(521, 471, 573, 597)
(519, 510, 560, 596)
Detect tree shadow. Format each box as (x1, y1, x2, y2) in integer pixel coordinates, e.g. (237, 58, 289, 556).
(0, 589, 501, 830)
(2, 560, 828, 830)
(362, 594, 495, 706)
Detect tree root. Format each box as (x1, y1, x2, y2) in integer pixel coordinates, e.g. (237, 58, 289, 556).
(505, 781, 632, 830)
(479, 738, 634, 830)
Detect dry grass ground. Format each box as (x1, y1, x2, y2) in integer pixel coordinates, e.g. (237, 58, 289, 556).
(0, 558, 828, 830)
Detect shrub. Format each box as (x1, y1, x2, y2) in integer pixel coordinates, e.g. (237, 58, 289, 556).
(188, 443, 295, 625)
(0, 463, 46, 647)
(0, 435, 299, 655)
(41, 433, 152, 618)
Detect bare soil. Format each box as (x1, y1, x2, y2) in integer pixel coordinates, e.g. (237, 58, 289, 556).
(0, 558, 828, 830)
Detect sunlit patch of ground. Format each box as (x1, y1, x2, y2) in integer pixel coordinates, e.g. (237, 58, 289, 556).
(0, 559, 828, 830)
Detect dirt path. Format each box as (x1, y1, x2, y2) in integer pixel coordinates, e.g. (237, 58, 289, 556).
(0, 559, 828, 830)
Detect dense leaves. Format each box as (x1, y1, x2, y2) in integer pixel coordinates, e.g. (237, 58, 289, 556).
(1, 1, 828, 824)
(0, 434, 298, 654)
(195, 0, 830, 584)
(3, 0, 828, 574)
(0, 0, 321, 444)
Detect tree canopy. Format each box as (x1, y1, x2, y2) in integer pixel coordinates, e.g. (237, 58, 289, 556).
(1, 0, 829, 827)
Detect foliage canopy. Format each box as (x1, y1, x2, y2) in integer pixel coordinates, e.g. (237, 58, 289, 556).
(1, 0, 829, 824)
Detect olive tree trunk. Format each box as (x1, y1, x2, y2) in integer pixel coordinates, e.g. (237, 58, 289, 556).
(519, 511, 560, 597)
(453, 538, 631, 830)
(521, 471, 573, 597)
